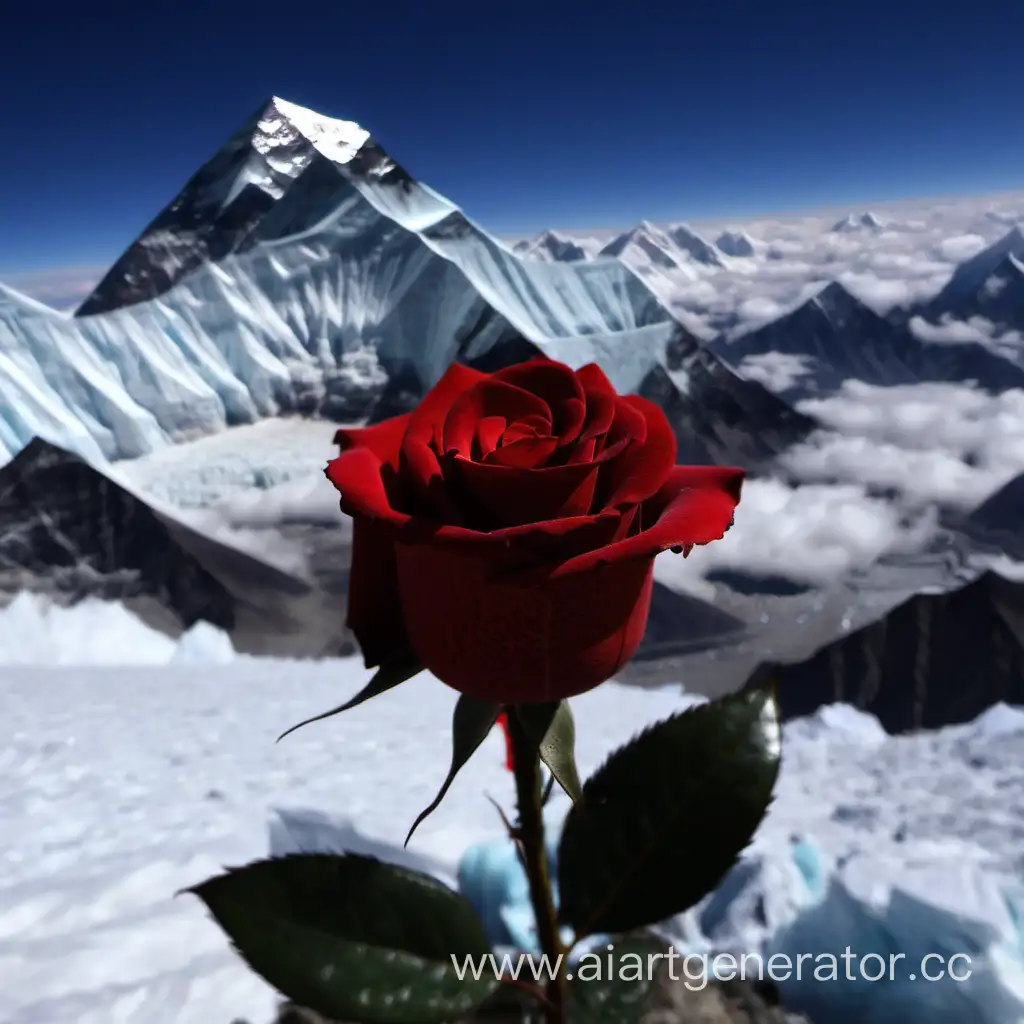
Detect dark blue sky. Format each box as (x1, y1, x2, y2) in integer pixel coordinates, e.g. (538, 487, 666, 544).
(2, 0, 1022, 276)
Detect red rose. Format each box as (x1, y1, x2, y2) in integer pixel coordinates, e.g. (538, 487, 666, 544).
(326, 356, 742, 703)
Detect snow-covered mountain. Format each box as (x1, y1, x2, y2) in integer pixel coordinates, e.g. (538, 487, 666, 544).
(923, 225, 1024, 325)
(715, 228, 757, 257)
(511, 229, 590, 262)
(0, 98, 697, 466)
(595, 218, 725, 272)
(597, 219, 690, 270)
(663, 222, 726, 266)
(713, 281, 1024, 398)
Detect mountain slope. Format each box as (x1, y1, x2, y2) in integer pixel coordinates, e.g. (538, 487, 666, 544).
(713, 282, 1024, 398)
(640, 323, 816, 466)
(0, 437, 356, 658)
(953, 469, 1024, 560)
(923, 227, 1024, 326)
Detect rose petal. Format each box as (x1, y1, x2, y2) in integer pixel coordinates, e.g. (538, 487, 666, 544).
(644, 465, 745, 520)
(566, 436, 597, 465)
(596, 395, 677, 509)
(442, 378, 552, 459)
(475, 416, 506, 459)
(484, 435, 559, 469)
(491, 359, 586, 445)
(395, 539, 654, 702)
(575, 362, 616, 393)
(452, 454, 603, 527)
(346, 517, 408, 668)
(333, 413, 411, 471)
(325, 447, 411, 526)
(400, 363, 488, 521)
(549, 464, 744, 577)
(500, 413, 552, 447)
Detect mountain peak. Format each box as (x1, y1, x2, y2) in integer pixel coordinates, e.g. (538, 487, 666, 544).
(665, 223, 724, 266)
(515, 229, 589, 262)
(715, 229, 756, 257)
(809, 280, 869, 315)
(264, 97, 371, 165)
(830, 212, 885, 233)
(925, 225, 1024, 318)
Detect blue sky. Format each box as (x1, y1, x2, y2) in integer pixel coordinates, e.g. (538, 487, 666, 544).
(2, 0, 1022, 293)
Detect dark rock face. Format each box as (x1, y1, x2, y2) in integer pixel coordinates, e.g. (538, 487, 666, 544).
(0, 438, 236, 629)
(0, 438, 355, 658)
(757, 572, 1024, 733)
(953, 469, 1024, 561)
(640, 327, 817, 469)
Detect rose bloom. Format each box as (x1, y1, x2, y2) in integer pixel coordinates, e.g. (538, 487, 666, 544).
(326, 356, 742, 704)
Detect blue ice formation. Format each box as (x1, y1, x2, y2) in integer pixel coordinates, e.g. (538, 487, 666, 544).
(455, 828, 1024, 1023)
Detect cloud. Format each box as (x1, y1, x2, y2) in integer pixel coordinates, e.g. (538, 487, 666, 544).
(735, 352, 816, 392)
(937, 233, 987, 262)
(653, 477, 938, 597)
(780, 380, 1024, 509)
(542, 190, 1024, 334)
(1, 265, 105, 310)
(908, 314, 1024, 355)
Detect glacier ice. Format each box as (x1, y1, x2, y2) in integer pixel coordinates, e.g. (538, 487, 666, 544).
(0, 98, 678, 467)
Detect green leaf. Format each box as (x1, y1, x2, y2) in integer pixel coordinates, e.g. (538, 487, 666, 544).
(185, 853, 498, 1024)
(567, 935, 666, 1023)
(277, 647, 424, 742)
(405, 695, 502, 846)
(557, 684, 781, 938)
(515, 701, 584, 804)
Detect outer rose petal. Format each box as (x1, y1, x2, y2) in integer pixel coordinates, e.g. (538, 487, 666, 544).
(325, 447, 410, 526)
(395, 539, 654, 702)
(346, 517, 408, 668)
(333, 413, 411, 471)
(549, 465, 745, 577)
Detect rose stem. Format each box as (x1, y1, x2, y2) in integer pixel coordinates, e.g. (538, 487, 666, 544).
(506, 707, 567, 1024)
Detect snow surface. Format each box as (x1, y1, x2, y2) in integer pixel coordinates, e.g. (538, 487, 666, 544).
(0, 593, 238, 666)
(3, 596, 1024, 1024)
